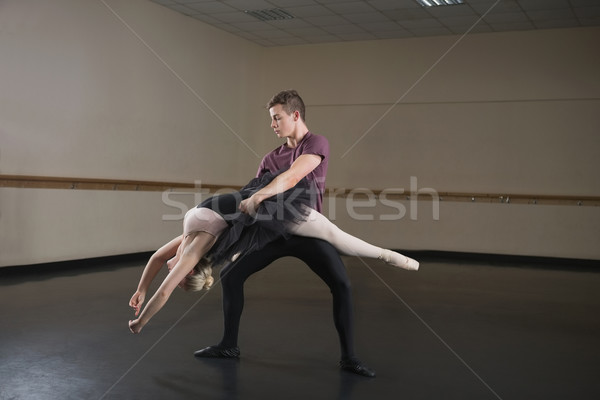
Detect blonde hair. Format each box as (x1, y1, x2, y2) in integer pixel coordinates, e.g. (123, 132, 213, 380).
(181, 257, 214, 292)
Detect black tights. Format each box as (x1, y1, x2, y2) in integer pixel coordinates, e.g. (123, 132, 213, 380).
(217, 236, 355, 360)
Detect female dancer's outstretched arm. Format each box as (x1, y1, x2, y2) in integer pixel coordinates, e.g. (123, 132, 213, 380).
(287, 209, 419, 271)
(129, 236, 182, 317)
(128, 231, 217, 333)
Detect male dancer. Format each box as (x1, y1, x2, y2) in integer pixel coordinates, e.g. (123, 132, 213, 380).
(194, 90, 376, 377)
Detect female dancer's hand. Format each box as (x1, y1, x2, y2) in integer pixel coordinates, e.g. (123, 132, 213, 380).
(129, 291, 145, 316)
(129, 318, 144, 334)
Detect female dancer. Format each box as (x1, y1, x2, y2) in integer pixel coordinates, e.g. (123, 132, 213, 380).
(128, 174, 419, 334)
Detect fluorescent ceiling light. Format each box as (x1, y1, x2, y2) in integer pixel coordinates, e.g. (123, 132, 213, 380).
(416, 0, 464, 6)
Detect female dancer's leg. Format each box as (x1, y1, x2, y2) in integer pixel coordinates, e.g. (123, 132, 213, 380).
(287, 209, 419, 271)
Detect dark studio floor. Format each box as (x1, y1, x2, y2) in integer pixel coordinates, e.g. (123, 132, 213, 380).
(0, 253, 599, 400)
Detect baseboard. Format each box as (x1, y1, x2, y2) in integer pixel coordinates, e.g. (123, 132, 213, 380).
(401, 250, 599, 270)
(1, 249, 598, 278)
(0, 252, 153, 277)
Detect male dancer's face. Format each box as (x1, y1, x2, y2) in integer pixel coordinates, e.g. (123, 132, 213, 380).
(269, 104, 296, 139)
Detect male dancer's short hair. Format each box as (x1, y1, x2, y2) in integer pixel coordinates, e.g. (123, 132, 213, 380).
(267, 89, 306, 122)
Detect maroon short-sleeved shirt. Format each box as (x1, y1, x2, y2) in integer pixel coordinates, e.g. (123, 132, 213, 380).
(256, 132, 329, 212)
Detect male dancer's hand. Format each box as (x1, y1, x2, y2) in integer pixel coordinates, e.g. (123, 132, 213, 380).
(239, 195, 259, 216)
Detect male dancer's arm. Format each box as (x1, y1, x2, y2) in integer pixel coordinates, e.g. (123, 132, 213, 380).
(238, 154, 321, 215)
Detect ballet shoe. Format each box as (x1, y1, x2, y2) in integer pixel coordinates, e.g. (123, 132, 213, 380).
(339, 358, 376, 377)
(379, 249, 419, 271)
(194, 345, 240, 359)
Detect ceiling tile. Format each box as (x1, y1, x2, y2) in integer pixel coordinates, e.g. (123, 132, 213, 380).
(367, 0, 422, 11)
(211, 22, 242, 33)
(210, 12, 257, 23)
(252, 29, 295, 39)
(470, 0, 522, 15)
(570, 0, 600, 5)
(222, 0, 274, 11)
(517, 0, 570, 11)
(174, 0, 215, 3)
(287, 26, 331, 37)
(304, 15, 349, 25)
(533, 19, 580, 29)
(165, 4, 197, 15)
(484, 12, 530, 24)
(372, 29, 414, 39)
(578, 16, 600, 26)
(268, 0, 318, 7)
(325, 1, 377, 14)
(152, 0, 176, 5)
(317, 0, 364, 4)
(228, 20, 272, 31)
(305, 34, 344, 43)
(400, 18, 445, 30)
(270, 37, 309, 45)
(488, 21, 536, 31)
(426, 5, 477, 18)
(185, 2, 237, 14)
(268, 18, 315, 29)
(150, 0, 600, 47)
(343, 12, 391, 24)
(441, 15, 486, 27)
(234, 31, 262, 40)
(410, 27, 453, 36)
(285, 5, 335, 18)
(574, 6, 600, 18)
(359, 21, 404, 32)
(448, 24, 493, 34)
(526, 8, 576, 21)
(186, 1, 236, 13)
(336, 32, 378, 41)
(382, 8, 432, 21)
(190, 14, 224, 24)
(322, 24, 367, 34)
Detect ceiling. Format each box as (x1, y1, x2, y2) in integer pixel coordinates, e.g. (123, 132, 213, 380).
(150, 0, 600, 46)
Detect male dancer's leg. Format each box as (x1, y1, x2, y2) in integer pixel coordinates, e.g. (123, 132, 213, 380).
(215, 236, 356, 360)
(195, 236, 376, 376)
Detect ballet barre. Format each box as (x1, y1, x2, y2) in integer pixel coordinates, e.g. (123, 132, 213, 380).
(1, 174, 598, 207)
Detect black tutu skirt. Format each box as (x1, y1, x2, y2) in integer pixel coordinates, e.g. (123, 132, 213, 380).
(203, 170, 316, 266)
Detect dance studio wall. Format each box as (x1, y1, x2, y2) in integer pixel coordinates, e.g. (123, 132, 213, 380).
(1, 0, 599, 267)
(0, 0, 267, 266)
(258, 27, 600, 260)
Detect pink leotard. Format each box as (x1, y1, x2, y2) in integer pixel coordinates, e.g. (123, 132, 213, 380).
(183, 207, 228, 238)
